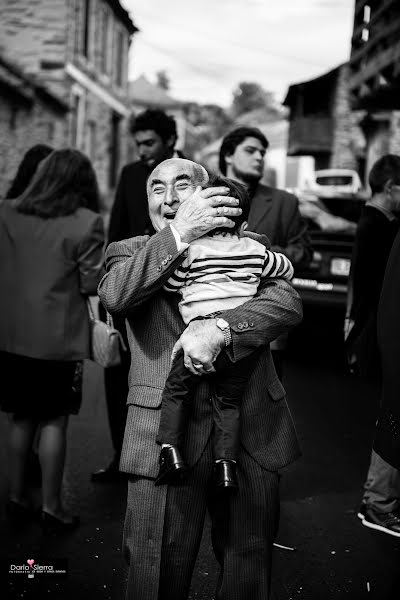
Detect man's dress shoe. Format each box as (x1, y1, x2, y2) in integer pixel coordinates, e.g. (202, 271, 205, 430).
(213, 460, 238, 493)
(155, 446, 188, 486)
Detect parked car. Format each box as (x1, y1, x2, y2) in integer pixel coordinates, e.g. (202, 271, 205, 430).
(308, 168, 363, 198)
(293, 193, 366, 308)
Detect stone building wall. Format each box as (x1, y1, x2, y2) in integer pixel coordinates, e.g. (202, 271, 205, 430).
(0, 89, 67, 198)
(330, 65, 359, 171)
(0, 0, 135, 208)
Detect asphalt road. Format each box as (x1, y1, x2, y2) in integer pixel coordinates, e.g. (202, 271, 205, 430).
(0, 305, 399, 600)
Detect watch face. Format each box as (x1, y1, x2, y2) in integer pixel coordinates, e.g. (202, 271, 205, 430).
(217, 318, 229, 330)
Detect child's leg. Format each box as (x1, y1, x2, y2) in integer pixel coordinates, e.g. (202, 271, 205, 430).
(211, 352, 258, 461)
(156, 349, 199, 448)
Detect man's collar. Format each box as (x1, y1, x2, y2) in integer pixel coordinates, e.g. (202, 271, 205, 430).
(365, 200, 397, 222)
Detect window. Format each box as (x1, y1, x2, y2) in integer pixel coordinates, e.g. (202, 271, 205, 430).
(82, 0, 91, 58)
(115, 29, 125, 88)
(70, 85, 85, 149)
(108, 112, 121, 188)
(100, 6, 113, 75)
(87, 120, 97, 162)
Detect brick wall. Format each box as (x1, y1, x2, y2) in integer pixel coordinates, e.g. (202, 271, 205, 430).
(0, 0, 134, 208)
(0, 0, 68, 97)
(0, 93, 67, 199)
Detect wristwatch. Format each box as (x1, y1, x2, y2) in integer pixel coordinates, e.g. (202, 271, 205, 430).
(216, 318, 232, 347)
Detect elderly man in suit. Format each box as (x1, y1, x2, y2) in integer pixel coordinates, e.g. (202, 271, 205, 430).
(98, 158, 303, 600)
(219, 127, 312, 379)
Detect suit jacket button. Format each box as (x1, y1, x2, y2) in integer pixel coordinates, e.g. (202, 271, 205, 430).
(157, 266, 162, 272)
(237, 323, 243, 329)
(167, 254, 172, 260)
(249, 321, 254, 327)
(243, 321, 248, 328)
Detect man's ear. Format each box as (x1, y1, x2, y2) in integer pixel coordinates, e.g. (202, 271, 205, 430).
(166, 135, 176, 151)
(384, 179, 393, 193)
(225, 152, 233, 166)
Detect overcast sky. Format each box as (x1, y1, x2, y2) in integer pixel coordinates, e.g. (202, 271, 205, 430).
(121, 0, 355, 108)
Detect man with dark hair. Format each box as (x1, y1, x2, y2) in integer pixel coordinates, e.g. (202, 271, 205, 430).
(92, 108, 183, 483)
(345, 154, 400, 536)
(219, 126, 312, 378)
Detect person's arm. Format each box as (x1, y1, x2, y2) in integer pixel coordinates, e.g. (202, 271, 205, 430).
(163, 256, 190, 293)
(271, 199, 312, 270)
(98, 226, 186, 316)
(171, 278, 302, 373)
(78, 215, 106, 295)
(261, 250, 294, 281)
(107, 167, 129, 244)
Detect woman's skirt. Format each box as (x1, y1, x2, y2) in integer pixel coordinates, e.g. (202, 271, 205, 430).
(0, 351, 83, 420)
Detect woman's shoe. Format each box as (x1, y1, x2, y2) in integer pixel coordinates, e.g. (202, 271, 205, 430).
(40, 510, 80, 534)
(5, 500, 37, 526)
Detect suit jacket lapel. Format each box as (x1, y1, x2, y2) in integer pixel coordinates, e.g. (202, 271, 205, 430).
(247, 184, 274, 233)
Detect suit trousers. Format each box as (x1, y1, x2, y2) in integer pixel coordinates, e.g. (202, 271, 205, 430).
(122, 437, 280, 600)
(156, 350, 256, 461)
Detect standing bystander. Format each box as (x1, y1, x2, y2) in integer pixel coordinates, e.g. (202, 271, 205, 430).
(218, 126, 311, 379)
(344, 155, 400, 536)
(0, 149, 105, 532)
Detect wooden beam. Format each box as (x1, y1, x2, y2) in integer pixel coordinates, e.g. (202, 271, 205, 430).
(349, 41, 400, 90)
(350, 19, 400, 65)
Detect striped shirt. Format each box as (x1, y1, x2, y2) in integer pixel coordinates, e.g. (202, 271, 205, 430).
(164, 233, 294, 324)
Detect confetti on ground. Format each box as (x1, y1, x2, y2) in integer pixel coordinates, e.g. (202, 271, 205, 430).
(367, 581, 370, 592)
(273, 542, 296, 551)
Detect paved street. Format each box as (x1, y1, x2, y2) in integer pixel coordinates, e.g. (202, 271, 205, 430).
(1, 305, 399, 600)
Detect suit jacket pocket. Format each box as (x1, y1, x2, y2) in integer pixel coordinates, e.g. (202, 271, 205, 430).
(127, 384, 163, 409)
(267, 376, 286, 401)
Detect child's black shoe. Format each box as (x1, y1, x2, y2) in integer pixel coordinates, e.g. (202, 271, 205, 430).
(213, 460, 238, 494)
(155, 446, 188, 486)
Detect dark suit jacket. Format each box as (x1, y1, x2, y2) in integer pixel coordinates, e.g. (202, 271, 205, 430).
(98, 226, 303, 479)
(0, 204, 105, 360)
(247, 184, 312, 271)
(345, 206, 399, 378)
(374, 228, 400, 468)
(108, 161, 156, 244)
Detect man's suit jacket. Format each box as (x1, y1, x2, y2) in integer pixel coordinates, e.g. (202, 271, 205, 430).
(108, 161, 155, 244)
(0, 204, 105, 360)
(247, 184, 312, 271)
(345, 206, 399, 379)
(98, 226, 303, 479)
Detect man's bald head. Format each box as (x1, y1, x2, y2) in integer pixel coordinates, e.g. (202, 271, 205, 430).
(147, 158, 210, 232)
(147, 158, 209, 198)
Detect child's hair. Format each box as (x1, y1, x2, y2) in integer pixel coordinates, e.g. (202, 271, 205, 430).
(205, 175, 250, 235)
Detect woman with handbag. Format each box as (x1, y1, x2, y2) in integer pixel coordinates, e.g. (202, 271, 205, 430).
(0, 148, 105, 532)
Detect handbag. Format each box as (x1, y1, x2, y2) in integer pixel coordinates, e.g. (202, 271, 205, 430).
(87, 299, 127, 368)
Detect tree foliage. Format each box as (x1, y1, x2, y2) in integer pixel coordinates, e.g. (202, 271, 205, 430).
(156, 70, 170, 91)
(231, 82, 286, 122)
